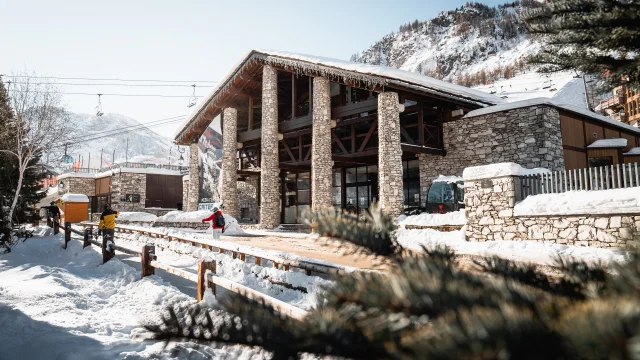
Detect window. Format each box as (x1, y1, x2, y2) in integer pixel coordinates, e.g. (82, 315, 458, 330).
(332, 169, 342, 211)
(403, 160, 421, 208)
(588, 157, 613, 168)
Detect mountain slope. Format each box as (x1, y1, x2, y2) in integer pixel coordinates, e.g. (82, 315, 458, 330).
(61, 113, 177, 169)
(352, 1, 587, 107)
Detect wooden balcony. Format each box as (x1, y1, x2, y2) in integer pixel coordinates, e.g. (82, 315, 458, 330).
(599, 94, 626, 111)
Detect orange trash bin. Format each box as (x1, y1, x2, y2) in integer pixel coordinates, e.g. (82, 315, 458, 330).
(60, 194, 90, 224)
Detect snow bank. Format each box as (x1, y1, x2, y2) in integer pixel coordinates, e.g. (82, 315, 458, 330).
(624, 147, 640, 155)
(463, 162, 550, 181)
(587, 138, 627, 148)
(397, 227, 626, 266)
(60, 193, 89, 203)
(117, 212, 158, 222)
(156, 210, 246, 236)
(514, 187, 640, 216)
(433, 175, 463, 183)
(397, 210, 466, 227)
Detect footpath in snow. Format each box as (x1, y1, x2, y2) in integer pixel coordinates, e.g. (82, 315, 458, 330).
(0, 232, 269, 359)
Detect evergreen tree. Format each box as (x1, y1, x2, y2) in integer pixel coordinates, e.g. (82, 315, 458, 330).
(525, 0, 640, 89)
(147, 206, 640, 359)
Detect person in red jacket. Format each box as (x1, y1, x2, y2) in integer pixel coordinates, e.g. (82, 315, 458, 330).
(202, 206, 225, 241)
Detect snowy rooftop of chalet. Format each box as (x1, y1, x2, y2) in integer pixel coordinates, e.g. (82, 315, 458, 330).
(463, 97, 640, 136)
(587, 138, 627, 149)
(174, 49, 505, 139)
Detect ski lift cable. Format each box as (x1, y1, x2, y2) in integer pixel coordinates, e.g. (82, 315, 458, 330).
(6, 81, 213, 88)
(7, 74, 218, 84)
(7, 90, 204, 98)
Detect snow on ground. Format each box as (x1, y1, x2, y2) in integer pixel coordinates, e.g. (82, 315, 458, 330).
(156, 210, 246, 236)
(473, 71, 586, 107)
(514, 188, 640, 216)
(397, 210, 466, 227)
(0, 232, 267, 359)
(396, 227, 627, 266)
(117, 212, 158, 222)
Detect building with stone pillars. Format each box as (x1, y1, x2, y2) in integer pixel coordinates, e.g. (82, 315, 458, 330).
(310, 77, 333, 211)
(172, 50, 640, 228)
(187, 143, 200, 212)
(221, 107, 239, 218)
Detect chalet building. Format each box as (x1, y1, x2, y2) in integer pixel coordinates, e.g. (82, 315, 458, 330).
(174, 50, 640, 228)
(57, 163, 187, 219)
(598, 85, 640, 128)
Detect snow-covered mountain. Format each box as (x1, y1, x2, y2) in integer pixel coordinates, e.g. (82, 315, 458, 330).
(352, 1, 588, 107)
(58, 113, 179, 169)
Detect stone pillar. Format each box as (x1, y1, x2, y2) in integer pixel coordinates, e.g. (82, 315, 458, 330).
(259, 65, 280, 228)
(188, 142, 200, 211)
(377, 92, 404, 217)
(221, 108, 238, 218)
(311, 77, 333, 211)
(182, 176, 189, 211)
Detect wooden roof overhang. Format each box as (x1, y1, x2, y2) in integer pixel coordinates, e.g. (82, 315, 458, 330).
(174, 50, 501, 145)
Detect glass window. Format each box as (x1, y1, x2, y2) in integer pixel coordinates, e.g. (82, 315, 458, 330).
(333, 169, 341, 187)
(589, 157, 613, 168)
(345, 168, 357, 184)
(356, 166, 368, 183)
(427, 182, 457, 204)
(297, 172, 310, 190)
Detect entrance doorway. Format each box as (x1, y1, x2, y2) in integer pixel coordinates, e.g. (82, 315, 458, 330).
(282, 172, 311, 224)
(343, 165, 378, 217)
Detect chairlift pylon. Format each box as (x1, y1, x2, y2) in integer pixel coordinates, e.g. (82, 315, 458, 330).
(95, 94, 104, 117)
(187, 84, 197, 108)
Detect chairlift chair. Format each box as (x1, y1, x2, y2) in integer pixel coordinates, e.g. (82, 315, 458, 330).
(95, 94, 104, 117)
(187, 84, 197, 108)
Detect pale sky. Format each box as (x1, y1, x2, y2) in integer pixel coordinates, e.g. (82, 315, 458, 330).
(1, 0, 506, 139)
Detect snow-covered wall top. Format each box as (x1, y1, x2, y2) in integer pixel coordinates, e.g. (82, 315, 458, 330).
(61, 194, 89, 203)
(587, 139, 627, 149)
(432, 175, 463, 183)
(463, 162, 550, 181)
(625, 147, 640, 155)
(463, 98, 640, 136)
(514, 187, 640, 216)
(174, 49, 504, 141)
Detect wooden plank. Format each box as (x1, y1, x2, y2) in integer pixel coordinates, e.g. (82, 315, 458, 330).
(278, 114, 312, 133)
(358, 120, 377, 152)
(331, 98, 377, 119)
(248, 96, 254, 130)
(400, 143, 445, 155)
(281, 140, 297, 162)
(198, 259, 216, 301)
(332, 130, 349, 154)
(207, 274, 308, 320)
(150, 261, 199, 283)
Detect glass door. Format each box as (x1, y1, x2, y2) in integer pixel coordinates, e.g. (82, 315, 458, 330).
(343, 165, 378, 217)
(282, 172, 311, 224)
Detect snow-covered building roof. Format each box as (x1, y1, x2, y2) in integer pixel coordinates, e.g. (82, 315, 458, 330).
(463, 98, 640, 136)
(587, 139, 627, 149)
(624, 147, 640, 155)
(174, 49, 505, 143)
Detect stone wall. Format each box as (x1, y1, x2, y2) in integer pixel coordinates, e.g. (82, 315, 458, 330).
(237, 176, 259, 224)
(221, 108, 239, 218)
(419, 105, 565, 202)
(311, 77, 333, 210)
(110, 173, 146, 212)
(187, 142, 200, 211)
(377, 91, 404, 217)
(183, 177, 190, 210)
(59, 176, 95, 197)
(465, 174, 640, 248)
(259, 65, 281, 228)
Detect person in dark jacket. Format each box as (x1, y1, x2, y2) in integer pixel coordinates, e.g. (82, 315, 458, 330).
(202, 207, 225, 241)
(41, 201, 61, 227)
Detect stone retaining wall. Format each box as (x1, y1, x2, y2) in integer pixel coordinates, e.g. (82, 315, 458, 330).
(419, 105, 564, 203)
(60, 177, 95, 197)
(465, 174, 640, 248)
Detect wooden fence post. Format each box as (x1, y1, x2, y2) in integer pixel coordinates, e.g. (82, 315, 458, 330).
(83, 227, 92, 248)
(63, 222, 71, 249)
(102, 231, 115, 264)
(141, 245, 157, 278)
(53, 217, 60, 235)
(197, 258, 216, 301)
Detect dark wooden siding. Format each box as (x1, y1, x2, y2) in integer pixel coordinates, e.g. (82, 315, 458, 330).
(145, 175, 183, 209)
(559, 113, 585, 148)
(95, 177, 111, 195)
(604, 127, 621, 139)
(563, 149, 587, 170)
(587, 148, 622, 165)
(584, 122, 604, 146)
(621, 132, 636, 151)
(624, 155, 640, 164)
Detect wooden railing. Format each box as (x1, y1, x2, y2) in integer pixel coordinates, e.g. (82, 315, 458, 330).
(81, 222, 349, 276)
(517, 162, 640, 200)
(64, 223, 308, 319)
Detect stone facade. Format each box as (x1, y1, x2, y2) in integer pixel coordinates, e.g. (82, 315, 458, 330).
(59, 176, 95, 197)
(419, 105, 565, 203)
(187, 142, 200, 211)
(182, 176, 189, 211)
(311, 77, 333, 210)
(259, 65, 280, 228)
(377, 91, 404, 217)
(221, 107, 239, 218)
(110, 173, 147, 212)
(237, 176, 259, 223)
(465, 175, 640, 248)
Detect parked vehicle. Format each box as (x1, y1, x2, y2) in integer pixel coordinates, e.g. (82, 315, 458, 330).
(426, 180, 465, 213)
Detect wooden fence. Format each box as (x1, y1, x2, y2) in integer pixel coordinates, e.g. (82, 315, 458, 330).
(64, 223, 308, 320)
(517, 162, 640, 200)
(81, 222, 347, 276)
